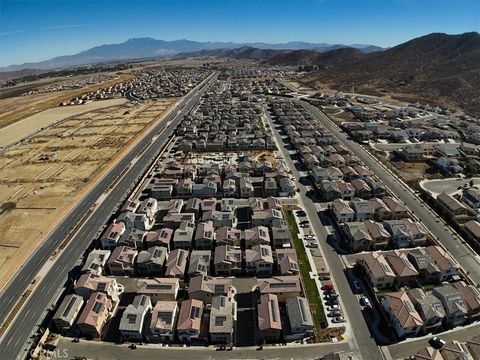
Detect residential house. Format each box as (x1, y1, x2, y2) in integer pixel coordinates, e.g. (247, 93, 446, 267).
(81, 249, 111, 276)
(244, 226, 270, 247)
(215, 226, 242, 247)
(463, 188, 480, 208)
(76, 292, 113, 338)
(425, 246, 458, 282)
(164, 249, 188, 278)
(251, 208, 285, 228)
(188, 275, 235, 304)
(257, 276, 302, 301)
(119, 295, 152, 341)
(257, 294, 282, 342)
(344, 222, 373, 252)
(145, 228, 173, 250)
(117, 212, 152, 231)
(100, 222, 125, 249)
(432, 285, 468, 327)
(202, 210, 236, 229)
(384, 251, 419, 287)
(209, 295, 236, 344)
(408, 288, 445, 332)
(188, 250, 211, 278)
(279, 177, 295, 196)
(368, 198, 390, 221)
(383, 197, 408, 219)
(285, 296, 314, 341)
(136, 278, 179, 303)
(364, 220, 390, 250)
(106, 246, 137, 276)
(350, 199, 374, 221)
(240, 177, 254, 198)
(437, 192, 473, 221)
(331, 199, 355, 224)
(357, 253, 395, 289)
(407, 249, 444, 284)
(214, 245, 242, 275)
(192, 181, 218, 197)
(245, 245, 274, 276)
(464, 220, 480, 247)
(176, 299, 205, 344)
(451, 281, 480, 321)
(276, 249, 300, 276)
(53, 294, 84, 334)
(118, 228, 146, 249)
(74, 273, 123, 302)
(381, 291, 424, 339)
(146, 301, 178, 343)
(163, 213, 196, 230)
(383, 219, 428, 248)
(351, 179, 372, 199)
(173, 221, 195, 250)
(136, 246, 167, 276)
(271, 227, 292, 248)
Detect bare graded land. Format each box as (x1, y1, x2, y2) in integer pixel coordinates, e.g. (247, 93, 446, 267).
(0, 99, 176, 288)
(0, 98, 127, 148)
(0, 72, 134, 130)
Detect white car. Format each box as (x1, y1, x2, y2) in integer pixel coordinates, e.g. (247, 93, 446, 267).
(332, 316, 346, 323)
(326, 305, 340, 312)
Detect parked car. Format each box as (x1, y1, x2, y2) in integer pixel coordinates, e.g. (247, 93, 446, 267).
(308, 242, 318, 248)
(325, 299, 339, 305)
(353, 280, 362, 293)
(321, 284, 334, 291)
(360, 297, 371, 308)
(304, 235, 315, 240)
(296, 210, 306, 216)
(299, 223, 310, 228)
(324, 294, 338, 300)
(326, 305, 340, 312)
(332, 316, 346, 323)
(429, 337, 446, 349)
(324, 289, 336, 295)
(318, 275, 331, 281)
(327, 311, 342, 317)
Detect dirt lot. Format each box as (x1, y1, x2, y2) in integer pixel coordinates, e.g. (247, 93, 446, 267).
(0, 98, 175, 288)
(0, 72, 134, 130)
(391, 161, 431, 183)
(0, 98, 127, 148)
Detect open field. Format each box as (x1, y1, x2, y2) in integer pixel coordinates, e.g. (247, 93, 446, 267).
(0, 72, 134, 130)
(0, 98, 176, 288)
(0, 98, 127, 148)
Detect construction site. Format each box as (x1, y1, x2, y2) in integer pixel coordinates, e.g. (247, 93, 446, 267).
(0, 98, 176, 287)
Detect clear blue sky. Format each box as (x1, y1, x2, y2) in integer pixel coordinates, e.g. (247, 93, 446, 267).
(0, 0, 479, 67)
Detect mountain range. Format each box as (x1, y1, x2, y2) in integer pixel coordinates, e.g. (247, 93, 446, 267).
(292, 32, 480, 116)
(0, 38, 383, 72)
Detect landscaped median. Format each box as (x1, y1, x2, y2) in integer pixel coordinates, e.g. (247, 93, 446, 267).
(284, 206, 327, 339)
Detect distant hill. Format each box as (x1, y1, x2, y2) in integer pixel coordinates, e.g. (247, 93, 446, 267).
(0, 38, 382, 73)
(267, 47, 364, 66)
(177, 46, 289, 60)
(297, 32, 480, 115)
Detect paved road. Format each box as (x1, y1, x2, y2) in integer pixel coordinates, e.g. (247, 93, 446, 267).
(300, 101, 480, 286)
(264, 109, 381, 360)
(55, 336, 351, 360)
(0, 72, 218, 360)
(384, 322, 480, 360)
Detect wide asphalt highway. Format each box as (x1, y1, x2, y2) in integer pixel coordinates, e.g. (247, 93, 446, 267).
(0, 71, 218, 360)
(300, 100, 480, 285)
